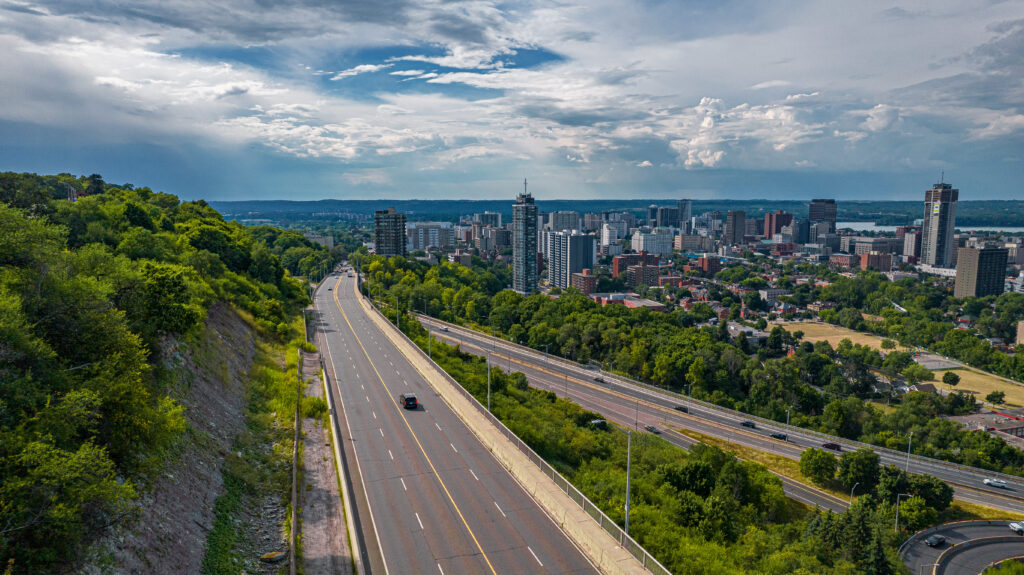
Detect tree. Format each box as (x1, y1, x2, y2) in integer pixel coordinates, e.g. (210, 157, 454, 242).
(800, 448, 837, 485)
(838, 448, 881, 493)
(898, 496, 938, 532)
(902, 363, 934, 385)
(987, 391, 1006, 404)
(942, 371, 961, 390)
(881, 338, 896, 350)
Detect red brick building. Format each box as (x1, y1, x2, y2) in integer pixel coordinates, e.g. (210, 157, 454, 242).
(612, 251, 659, 277)
(570, 268, 598, 295)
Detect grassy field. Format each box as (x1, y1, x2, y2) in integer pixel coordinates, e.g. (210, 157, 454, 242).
(774, 321, 907, 352)
(937, 368, 1024, 408)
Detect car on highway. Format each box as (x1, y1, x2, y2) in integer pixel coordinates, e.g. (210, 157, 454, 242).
(401, 393, 418, 410)
(327, 287, 333, 290)
(441, 327, 448, 332)
(924, 534, 947, 547)
(1010, 522, 1024, 535)
(673, 405, 688, 413)
(740, 420, 756, 429)
(593, 377, 606, 383)
(984, 478, 1008, 488)
(769, 432, 788, 441)
(644, 425, 660, 434)
(821, 442, 842, 452)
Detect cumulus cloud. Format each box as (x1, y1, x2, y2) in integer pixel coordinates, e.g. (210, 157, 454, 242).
(0, 0, 1022, 198)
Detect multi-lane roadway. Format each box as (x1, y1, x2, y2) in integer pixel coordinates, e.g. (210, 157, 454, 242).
(314, 273, 597, 574)
(418, 315, 1024, 516)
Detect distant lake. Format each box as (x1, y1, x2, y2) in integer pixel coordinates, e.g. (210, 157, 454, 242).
(837, 221, 1024, 234)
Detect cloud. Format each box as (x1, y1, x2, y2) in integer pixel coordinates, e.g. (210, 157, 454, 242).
(330, 63, 392, 80)
(751, 80, 790, 90)
(389, 69, 425, 76)
(636, 160, 652, 167)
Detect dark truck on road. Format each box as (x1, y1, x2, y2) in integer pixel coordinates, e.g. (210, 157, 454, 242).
(401, 393, 418, 410)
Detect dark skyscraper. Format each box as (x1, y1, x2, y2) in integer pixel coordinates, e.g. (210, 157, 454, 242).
(513, 185, 539, 294)
(373, 206, 406, 257)
(921, 181, 959, 268)
(725, 210, 746, 245)
(808, 199, 837, 233)
(954, 245, 1007, 298)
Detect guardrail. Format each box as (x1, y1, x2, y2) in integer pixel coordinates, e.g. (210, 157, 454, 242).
(934, 535, 1024, 575)
(419, 314, 1024, 490)
(898, 520, 1013, 560)
(370, 301, 671, 575)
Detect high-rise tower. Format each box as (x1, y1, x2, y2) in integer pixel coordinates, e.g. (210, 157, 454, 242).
(808, 199, 837, 233)
(921, 181, 959, 268)
(373, 207, 406, 257)
(513, 182, 539, 294)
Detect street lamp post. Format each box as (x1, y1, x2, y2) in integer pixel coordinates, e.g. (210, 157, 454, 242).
(905, 431, 914, 472)
(850, 482, 859, 505)
(786, 407, 792, 427)
(625, 430, 632, 536)
(487, 357, 491, 412)
(895, 493, 911, 532)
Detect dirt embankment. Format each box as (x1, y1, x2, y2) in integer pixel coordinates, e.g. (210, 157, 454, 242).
(85, 303, 256, 574)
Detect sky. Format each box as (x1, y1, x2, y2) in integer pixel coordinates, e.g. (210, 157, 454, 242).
(1, 1, 1022, 201)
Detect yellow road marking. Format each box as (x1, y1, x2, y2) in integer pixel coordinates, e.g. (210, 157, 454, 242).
(334, 280, 498, 575)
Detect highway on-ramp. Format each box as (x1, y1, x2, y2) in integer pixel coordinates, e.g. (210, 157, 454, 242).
(419, 315, 1024, 516)
(314, 273, 597, 574)
(901, 521, 1024, 574)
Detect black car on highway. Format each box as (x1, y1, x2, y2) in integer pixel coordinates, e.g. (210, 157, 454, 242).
(644, 425, 660, 434)
(821, 442, 842, 452)
(924, 534, 946, 547)
(673, 405, 688, 413)
(401, 393, 418, 410)
(769, 432, 788, 441)
(740, 420, 756, 429)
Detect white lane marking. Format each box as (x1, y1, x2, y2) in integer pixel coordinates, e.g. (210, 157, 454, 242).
(361, 384, 365, 390)
(528, 547, 543, 567)
(415, 512, 424, 530)
(437, 564, 444, 575)
(400, 477, 407, 491)
(389, 361, 393, 366)
(403, 380, 408, 386)
(372, 411, 377, 420)
(379, 428, 384, 437)
(366, 395, 370, 402)
(470, 469, 479, 481)
(435, 423, 442, 431)
(494, 501, 506, 518)
(356, 373, 360, 378)
(396, 369, 400, 375)
(450, 443, 458, 453)
(388, 450, 394, 460)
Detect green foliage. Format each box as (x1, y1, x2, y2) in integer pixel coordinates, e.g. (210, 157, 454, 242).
(838, 449, 881, 493)
(987, 391, 1006, 404)
(302, 396, 328, 419)
(800, 449, 838, 485)
(942, 371, 960, 388)
(0, 173, 311, 569)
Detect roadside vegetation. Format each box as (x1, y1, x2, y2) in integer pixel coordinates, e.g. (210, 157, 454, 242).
(0, 172, 325, 570)
(353, 253, 1024, 479)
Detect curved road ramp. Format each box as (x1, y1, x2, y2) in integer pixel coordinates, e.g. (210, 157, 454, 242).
(900, 520, 1024, 574)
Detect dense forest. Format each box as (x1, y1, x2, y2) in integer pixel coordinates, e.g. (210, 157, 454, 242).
(0, 172, 327, 570)
(353, 253, 1024, 479)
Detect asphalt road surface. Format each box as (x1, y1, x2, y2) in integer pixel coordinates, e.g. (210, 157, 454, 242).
(314, 273, 597, 574)
(419, 315, 1024, 516)
(901, 521, 1024, 574)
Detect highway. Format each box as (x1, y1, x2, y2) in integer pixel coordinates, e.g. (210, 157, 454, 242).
(314, 273, 597, 574)
(418, 315, 1024, 516)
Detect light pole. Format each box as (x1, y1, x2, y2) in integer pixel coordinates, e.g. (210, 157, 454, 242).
(487, 357, 491, 412)
(394, 295, 400, 331)
(850, 482, 859, 505)
(905, 431, 914, 472)
(635, 397, 640, 431)
(786, 407, 792, 427)
(895, 493, 911, 532)
(625, 430, 632, 536)
(685, 383, 693, 410)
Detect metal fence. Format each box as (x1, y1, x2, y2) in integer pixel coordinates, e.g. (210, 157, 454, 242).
(368, 301, 672, 575)
(424, 315, 1024, 489)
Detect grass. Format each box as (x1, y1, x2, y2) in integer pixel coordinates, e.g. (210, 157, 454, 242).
(774, 321, 907, 352)
(942, 499, 1024, 522)
(681, 429, 851, 504)
(937, 368, 1024, 408)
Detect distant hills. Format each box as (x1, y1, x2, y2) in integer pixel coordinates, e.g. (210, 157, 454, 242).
(208, 198, 1024, 227)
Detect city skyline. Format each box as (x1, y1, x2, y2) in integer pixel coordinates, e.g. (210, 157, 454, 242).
(1, 1, 1022, 201)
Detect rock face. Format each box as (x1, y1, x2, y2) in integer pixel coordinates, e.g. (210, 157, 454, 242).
(85, 303, 256, 575)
